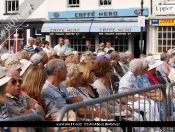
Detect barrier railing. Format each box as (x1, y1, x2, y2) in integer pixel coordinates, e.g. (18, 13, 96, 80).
(4, 114, 49, 132)
(55, 84, 167, 132)
(166, 82, 175, 121)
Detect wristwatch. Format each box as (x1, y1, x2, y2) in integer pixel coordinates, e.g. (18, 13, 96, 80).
(31, 108, 39, 114)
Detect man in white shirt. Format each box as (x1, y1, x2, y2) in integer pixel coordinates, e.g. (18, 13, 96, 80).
(104, 41, 114, 53)
(54, 37, 66, 56)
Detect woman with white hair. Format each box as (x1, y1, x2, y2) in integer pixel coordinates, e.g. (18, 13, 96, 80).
(119, 59, 160, 125)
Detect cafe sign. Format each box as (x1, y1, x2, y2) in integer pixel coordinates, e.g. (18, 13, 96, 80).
(99, 28, 132, 32)
(159, 19, 175, 26)
(155, 5, 175, 15)
(50, 28, 80, 32)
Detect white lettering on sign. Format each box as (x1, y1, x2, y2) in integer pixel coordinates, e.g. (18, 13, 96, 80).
(117, 28, 131, 32)
(99, 28, 115, 32)
(155, 5, 175, 15)
(50, 28, 80, 32)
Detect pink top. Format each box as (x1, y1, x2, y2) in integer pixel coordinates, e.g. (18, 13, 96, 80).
(145, 73, 158, 85)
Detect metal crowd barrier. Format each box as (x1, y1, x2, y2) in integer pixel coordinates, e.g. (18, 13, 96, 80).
(55, 84, 167, 132)
(4, 114, 49, 132)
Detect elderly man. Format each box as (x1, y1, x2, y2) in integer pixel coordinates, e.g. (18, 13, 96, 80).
(23, 37, 35, 55)
(118, 59, 160, 124)
(5, 69, 45, 132)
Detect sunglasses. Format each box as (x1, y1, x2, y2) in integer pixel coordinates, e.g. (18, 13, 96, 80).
(61, 92, 70, 104)
(10, 78, 22, 85)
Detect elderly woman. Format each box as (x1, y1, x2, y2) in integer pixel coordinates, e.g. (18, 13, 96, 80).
(119, 52, 129, 74)
(21, 66, 46, 106)
(63, 64, 119, 132)
(119, 59, 160, 124)
(157, 52, 172, 80)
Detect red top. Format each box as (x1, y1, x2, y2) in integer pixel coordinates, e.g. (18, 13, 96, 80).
(145, 73, 158, 85)
(21, 90, 42, 106)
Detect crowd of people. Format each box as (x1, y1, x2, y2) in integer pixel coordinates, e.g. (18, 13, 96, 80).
(0, 35, 175, 132)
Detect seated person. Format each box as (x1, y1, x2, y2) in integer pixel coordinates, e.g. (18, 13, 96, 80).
(5, 69, 45, 132)
(118, 59, 160, 124)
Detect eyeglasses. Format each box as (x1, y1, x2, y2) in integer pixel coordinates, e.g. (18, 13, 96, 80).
(61, 92, 70, 104)
(10, 78, 22, 85)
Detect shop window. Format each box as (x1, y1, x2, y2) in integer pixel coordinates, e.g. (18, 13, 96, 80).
(68, 0, 79, 7)
(35, 29, 41, 35)
(99, 35, 129, 52)
(164, 0, 175, 4)
(100, 0, 111, 5)
(3, 28, 24, 52)
(157, 26, 175, 53)
(6, 0, 19, 13)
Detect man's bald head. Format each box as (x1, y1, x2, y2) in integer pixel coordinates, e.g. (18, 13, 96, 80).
(5, 69, 19, 77)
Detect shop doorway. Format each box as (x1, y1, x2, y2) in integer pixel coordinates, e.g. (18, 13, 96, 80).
(134, 34, 147, 58)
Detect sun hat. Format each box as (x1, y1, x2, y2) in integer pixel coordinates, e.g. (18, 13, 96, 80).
(96, 55, 110, 62)
(0, 66, 11, 86)
(4, 56, 23, 70)
(1, 53, 13, 61)
(145, 56, 163, 71)
(80, 51, 93, 62)
(19, 59, 32, 76)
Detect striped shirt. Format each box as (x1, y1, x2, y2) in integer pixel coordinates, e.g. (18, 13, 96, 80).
(23, 44, 34, 55)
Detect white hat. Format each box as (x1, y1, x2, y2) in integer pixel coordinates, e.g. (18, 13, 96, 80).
(1, 53, 13, 61)
(0, 66, 11, 86)
(97, 52, 105, 57)
(20, 59, 32, 76)
(145, 56, 163, 71)
(4, 56, 23, 70)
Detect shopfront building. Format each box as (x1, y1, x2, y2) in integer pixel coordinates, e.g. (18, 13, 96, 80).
(42, 8, 148, 55)
(149, 5, 175, 58)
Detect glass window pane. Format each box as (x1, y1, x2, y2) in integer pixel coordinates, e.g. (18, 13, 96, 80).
(172, 27, 175, 31)
(172, 33, 175, 38)
(168, 33, 171, 38)
(158, 33, 162, 38)
(12, 1, 16, 11)
(69, 0, 72, 4)
(163, 27, 167, 31)
(167, 40, 171, 46)
(7, 1, 11, 11)
(163, 33, 166, 38)
(158, 27, 162, 31)
(77, 0, 79, 4)
(158, 47, 163, 52)
(158, 40, 162, 46)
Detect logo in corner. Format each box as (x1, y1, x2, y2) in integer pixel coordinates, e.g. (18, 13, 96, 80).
(53, 12, 59, 18)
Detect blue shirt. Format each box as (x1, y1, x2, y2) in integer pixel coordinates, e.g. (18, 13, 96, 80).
(65, 45, 72, 51)
(137, 74, 150, 88)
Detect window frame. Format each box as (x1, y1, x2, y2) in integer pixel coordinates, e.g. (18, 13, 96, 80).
(164, 0, 175, 4)
(68, 0, 80, 8)
(99, 0, 112, 6)
(156, 26, 175, 53)
(5, 0, 19, 14)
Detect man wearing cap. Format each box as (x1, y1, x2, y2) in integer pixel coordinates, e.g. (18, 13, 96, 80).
(4, 69, 45, 132)
(23, 37, 35, 55)
(4, 56, 23, 74)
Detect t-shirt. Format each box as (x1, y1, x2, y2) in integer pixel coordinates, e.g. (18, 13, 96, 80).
(43, 48, 52, 54)
(137, 74, 151, 88)
(54, 44, 66, 55)
(0, 45, 7, 54)
(65, 45, 72, 51)
(23, 44, 34, 55)
(104, 47, 114, 53)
